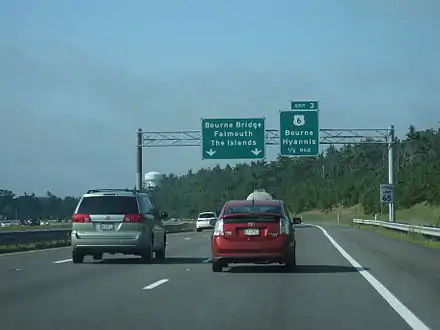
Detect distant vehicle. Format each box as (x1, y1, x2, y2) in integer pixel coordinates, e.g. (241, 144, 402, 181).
(211, 199, 301, 272)
(246, 188, 273, 201)
(196, 212, 217, 232)
(70, 188, 168, 264)
(0, 221, 12, 228)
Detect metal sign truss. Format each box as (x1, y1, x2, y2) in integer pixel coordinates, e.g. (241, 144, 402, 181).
(139, 128, 391, 148)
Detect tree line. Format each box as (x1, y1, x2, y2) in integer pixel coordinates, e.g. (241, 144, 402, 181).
(1, 126, 439, 220)
(153, 125, 440, 217)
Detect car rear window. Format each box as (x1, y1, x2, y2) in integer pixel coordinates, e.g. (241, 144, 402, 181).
(223, 205, 282, 215)
(77, 196, 139, 214)
(199, 212, 216, 218)
(222, 214, 280, 224)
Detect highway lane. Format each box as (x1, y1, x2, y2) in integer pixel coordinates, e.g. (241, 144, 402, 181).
(0, 225, 435, 329)
(326, 224, 440, 329)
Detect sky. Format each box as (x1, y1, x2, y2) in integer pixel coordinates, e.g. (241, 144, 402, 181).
(0, 0, 439, 196)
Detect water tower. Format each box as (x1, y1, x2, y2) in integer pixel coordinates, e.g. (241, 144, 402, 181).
(144, 171, 163, 188)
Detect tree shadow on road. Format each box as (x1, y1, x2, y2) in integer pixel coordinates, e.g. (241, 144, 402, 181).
(227, 264, 368, 274)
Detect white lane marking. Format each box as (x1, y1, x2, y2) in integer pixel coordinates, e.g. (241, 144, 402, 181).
(202, 258, 211, 263)
(184, 237, 191, 240)
(143, 279, 169, 290)
(314, 225, 430, 330)
(53, 258, 72, 264)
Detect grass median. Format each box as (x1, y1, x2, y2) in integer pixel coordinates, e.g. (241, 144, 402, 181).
(0, 224, 196, 254)
(0, 240, 71, 254)
(0, 224, 72, 231)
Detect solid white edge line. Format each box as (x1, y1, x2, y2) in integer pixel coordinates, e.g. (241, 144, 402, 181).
(314, 225, 430, 330)
(143, 279, 169, 290)
(53, 258, 72, 264)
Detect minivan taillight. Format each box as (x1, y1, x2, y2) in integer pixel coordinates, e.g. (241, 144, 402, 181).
(72, 214, 91, 223)
(213, 218, 224, 236)
(123, 214, 143, 223)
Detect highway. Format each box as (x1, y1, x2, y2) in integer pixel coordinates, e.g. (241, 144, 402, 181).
(0, 224, 439, 330)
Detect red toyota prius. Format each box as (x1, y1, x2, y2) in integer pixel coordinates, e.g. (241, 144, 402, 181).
(211, 199, 299, 272)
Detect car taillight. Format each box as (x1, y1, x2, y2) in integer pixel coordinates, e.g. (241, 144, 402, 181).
(280, 218, 290, 235)
(123, 214, 143, 223)
(72, 214, 91, 223)
(213, 218, 224, 236)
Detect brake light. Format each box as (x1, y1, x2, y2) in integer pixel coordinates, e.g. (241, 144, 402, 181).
(213, 218, 224, 236)
(72, 214, 91, 223)
(123, 214, 143, 223)
(280, 218, 290, 235)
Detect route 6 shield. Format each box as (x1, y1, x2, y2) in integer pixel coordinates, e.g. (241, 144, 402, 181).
(293, 115, 305, 126)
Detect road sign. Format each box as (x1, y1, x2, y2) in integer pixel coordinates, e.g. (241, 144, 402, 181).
(380, 184, 395, 203)
(290, 101, 319, 110)
(201, 117, 265, 160)
(279, 110, 319, 156)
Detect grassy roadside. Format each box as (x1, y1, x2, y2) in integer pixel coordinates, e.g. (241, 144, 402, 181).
(352, 224, 440, 249)
(297, 203, 440, 226)
(297, 203, 440, 249)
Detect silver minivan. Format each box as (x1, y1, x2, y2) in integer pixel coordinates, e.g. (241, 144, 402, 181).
(71, 189, 168, 263)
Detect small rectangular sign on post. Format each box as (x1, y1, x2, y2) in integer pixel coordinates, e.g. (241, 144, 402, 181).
(380, 184, 395, 204)
(290, 101, 319, 110)
(201, 117, 265, 160)
(279, 110, 319, 156)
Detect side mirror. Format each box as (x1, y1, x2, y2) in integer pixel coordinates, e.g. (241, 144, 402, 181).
(160, 211, 168, 220)
(292, 217, 302, 224)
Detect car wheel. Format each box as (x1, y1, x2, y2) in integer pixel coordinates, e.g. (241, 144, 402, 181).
(196, 228, 202, 232)
(141, 244, 154, 263)
(72, 250, 84, 264)
(212, 260, 223, 272)
(93, 253, 103, 260)
(284, 248, 296, 271)
(155, 237, 166, 260)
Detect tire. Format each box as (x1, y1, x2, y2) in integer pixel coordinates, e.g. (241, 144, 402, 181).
(196, 228, 202, 232)
(141, 242, 154, 263)
(72, 250, 84, 264)
(284, 248, 296, 272)
(155, 236, 166, 260)
(93, 253, 103, 260)
(212, 260, 223, 272)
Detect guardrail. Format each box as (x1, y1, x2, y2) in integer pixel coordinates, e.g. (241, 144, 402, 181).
(0, 220, 196, 249)
(352, 219, 440, 238)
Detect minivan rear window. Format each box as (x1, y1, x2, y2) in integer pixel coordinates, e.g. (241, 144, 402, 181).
(199, 212, 216, 218)
(77, 196, 139, 214)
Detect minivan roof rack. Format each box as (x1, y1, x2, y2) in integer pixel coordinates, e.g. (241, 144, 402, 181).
(86, 188, 139, 194)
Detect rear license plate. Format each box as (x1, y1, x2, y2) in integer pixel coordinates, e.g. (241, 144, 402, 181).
(244, 228, 259, 236)
(101, 223, 113, 231)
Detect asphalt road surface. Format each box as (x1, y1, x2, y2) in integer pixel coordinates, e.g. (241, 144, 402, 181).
(0, 224, 439, 330)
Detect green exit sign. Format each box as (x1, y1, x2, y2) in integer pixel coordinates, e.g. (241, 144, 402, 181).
(201, 117, 266, 160)
(290, 101, 319, 110)
(279, 110, 319, 157)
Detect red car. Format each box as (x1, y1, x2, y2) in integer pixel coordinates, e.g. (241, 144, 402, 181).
(211, 199, 300, 272)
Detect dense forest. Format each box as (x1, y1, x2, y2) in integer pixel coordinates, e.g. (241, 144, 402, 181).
(1, 126, 439, 220)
